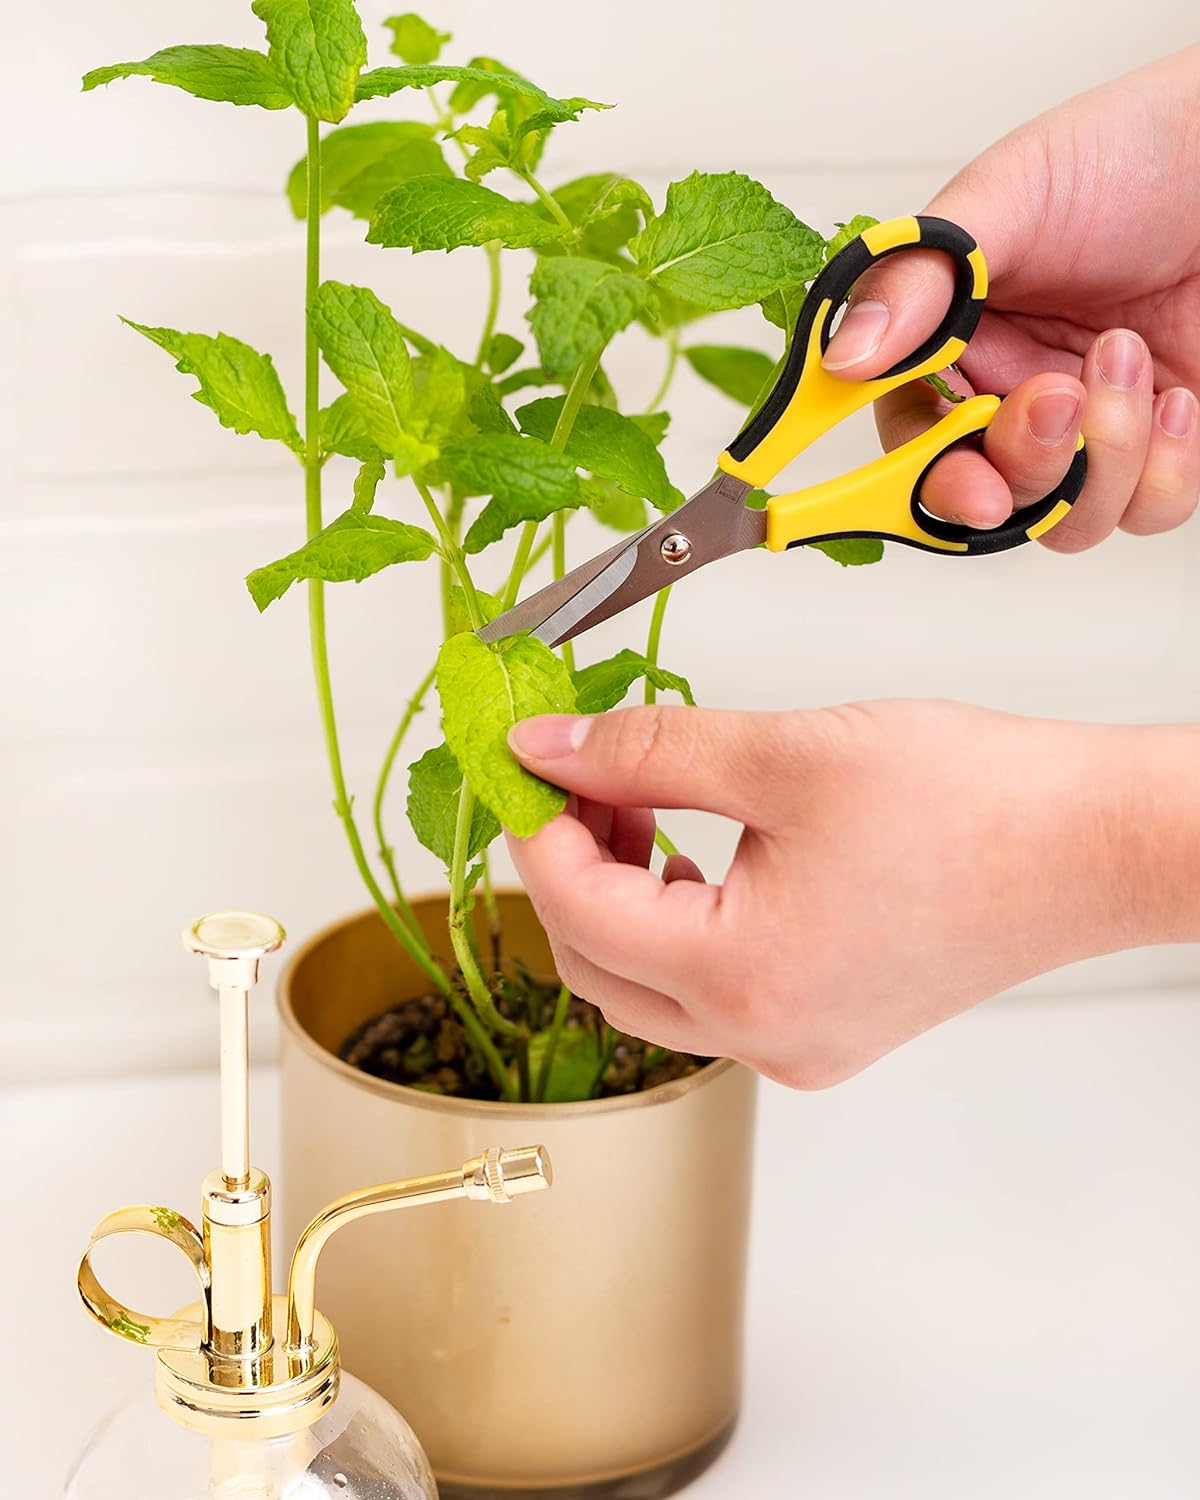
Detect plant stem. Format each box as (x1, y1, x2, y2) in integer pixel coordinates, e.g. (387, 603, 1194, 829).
(499, 351, 601, 610)
(448, 779, 523, 1045)
(645, 327, 679, 415)
(479, 852, 501, 968)
(373, 663, 436, 924)
(535, 983, 571, 1102)
(654, 826, 680, 859)
(416, 478, 484, 628)
(300, 116, 451, 997)
(527, 530, 555, 571)
(500, 520, 539, 610)
(552, 510, 574, 673)
(644, 585, 686, 862)
(474, 243, 502, 369)
(589, 1024, 619, 1098)
(517, 167, 572, 231)
(644, 584, 671, 703)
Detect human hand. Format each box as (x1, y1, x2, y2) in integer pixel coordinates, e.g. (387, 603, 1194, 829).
(822, 47, 1200, 550)
(507, 702, 1198, 1087)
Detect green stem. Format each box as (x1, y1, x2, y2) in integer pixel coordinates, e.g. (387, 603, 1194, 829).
(448, 780, 523, 1046)
(517, 167, 572, 231)
(479, 852, 501, 968)
(301, 115, 450, 998)
(644, 328, 679, 414)
(373, 663, 437, 926)
(501, 520, 539, 611)
(654, 827, 681, 859)
(417, 479, 484, 628)
(527, 530, 555, 571)
(499, 352, 601, 610)
(589, 1024, 619, 1098)
(644, 585, 685, 861)
(552, 510, 574, 673)
(535, 983, 571, 1103)
(474, 243, 502, 369)
(644, 584, 671, 703)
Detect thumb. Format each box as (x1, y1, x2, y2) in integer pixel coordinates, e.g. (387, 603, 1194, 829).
(821, 181, 1022, 383)
(507, 704, 793, 825)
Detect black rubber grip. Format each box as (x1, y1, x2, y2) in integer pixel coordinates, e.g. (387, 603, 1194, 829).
(728, 216, 985, 464)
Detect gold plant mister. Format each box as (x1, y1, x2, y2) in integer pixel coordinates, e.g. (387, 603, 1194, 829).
(65, 912, 552, 1499)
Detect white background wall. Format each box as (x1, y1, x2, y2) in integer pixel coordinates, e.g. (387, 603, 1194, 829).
(4, 1, 1197, 1080)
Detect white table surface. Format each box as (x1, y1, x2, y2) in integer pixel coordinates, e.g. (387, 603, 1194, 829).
(11, 988, 1200, 1498)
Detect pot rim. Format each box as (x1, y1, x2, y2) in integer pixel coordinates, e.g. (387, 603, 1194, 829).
(277, 895, 737, 1118)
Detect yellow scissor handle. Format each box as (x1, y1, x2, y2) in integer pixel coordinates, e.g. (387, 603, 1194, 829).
(764, 394, 1087, 556)
(720, 215, 988, 489)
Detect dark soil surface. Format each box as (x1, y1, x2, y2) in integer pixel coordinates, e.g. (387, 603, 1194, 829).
(339, 974, 709, 1102)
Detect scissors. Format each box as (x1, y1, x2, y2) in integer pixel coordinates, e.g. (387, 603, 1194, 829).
(478, 214, 1088, 651)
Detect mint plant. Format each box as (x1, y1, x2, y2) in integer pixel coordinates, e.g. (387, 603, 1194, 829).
(85, 2, 880, 1104)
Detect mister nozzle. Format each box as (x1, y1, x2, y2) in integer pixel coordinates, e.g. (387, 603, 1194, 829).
(464, 1145, 553, 1203)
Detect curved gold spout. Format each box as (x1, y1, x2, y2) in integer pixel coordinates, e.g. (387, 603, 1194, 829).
(285, 1145, 551, 1354)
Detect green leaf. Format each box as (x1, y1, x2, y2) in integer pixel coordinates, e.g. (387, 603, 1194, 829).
(527, 1025, 600, 1103)
(286, 121, 447, 219)
(684, 344, 774, 406)
(549, 174, 653, 259)
(629, 410, 670, 445)
(633, 171, 823, 312)
(252, 0, 366, 123)
(122, 321, 301, 452)
(82, 46, 293, 109)
(571, 649, 695, 714)
(527, 257, 655, 376)
(319, 393, 384, 460)
(384, 13, 450, 65)
(247, 510, 436, 609)
(759, 282, 807, 333)
(445, 55, 520, 114)
(445, 433, 579, 552)
(311, 282, 412, 455)
(517, 397, 682, 512)
(406, 743, 499, 867)
(495, 365, 560, 398)
(485, 333, 524, 375)
(465, 373, 518, 435)
(356, 62, 607, 123)
(580, 477, 647, 532)
(824, 214, 879, 261)
(447, 586, 503, 636)
(436, 633, 576, 836)
(810, 537, 885, 566)
(395, 346, 470, 474)
(368, 176, 568, 253)
(351, 457, 385, 513)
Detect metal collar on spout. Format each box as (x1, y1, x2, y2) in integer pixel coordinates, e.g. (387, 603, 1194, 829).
(75, 911, 553, 1438)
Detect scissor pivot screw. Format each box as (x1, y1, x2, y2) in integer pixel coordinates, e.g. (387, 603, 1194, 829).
(660, 532, 692, 566)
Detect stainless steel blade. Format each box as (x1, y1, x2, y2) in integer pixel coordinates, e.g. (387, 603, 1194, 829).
(476, 533, 646, 644)
(532, 473, 764, 648)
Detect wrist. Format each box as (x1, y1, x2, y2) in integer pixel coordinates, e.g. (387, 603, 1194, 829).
(1109, 723, 1200, 946)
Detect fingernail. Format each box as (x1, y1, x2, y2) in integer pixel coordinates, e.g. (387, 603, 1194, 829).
(509, 714, 591, 760)
(1028, 389, 1081, 446)
(823, 299, 890, 370)
(1159, 387, 1198, 439)
(1097, 329, 1145, 391)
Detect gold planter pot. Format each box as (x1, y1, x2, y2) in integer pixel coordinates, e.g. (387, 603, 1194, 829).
(277, 892, 757, 1499)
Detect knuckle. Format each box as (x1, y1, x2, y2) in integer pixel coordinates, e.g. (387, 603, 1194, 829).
(1037, 513, 1111, 554)
(1120, 481, 1199, 535)
(603, 704, 674, 774)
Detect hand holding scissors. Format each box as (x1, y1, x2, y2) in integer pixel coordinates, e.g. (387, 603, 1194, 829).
(481, 215, 1088, 650)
